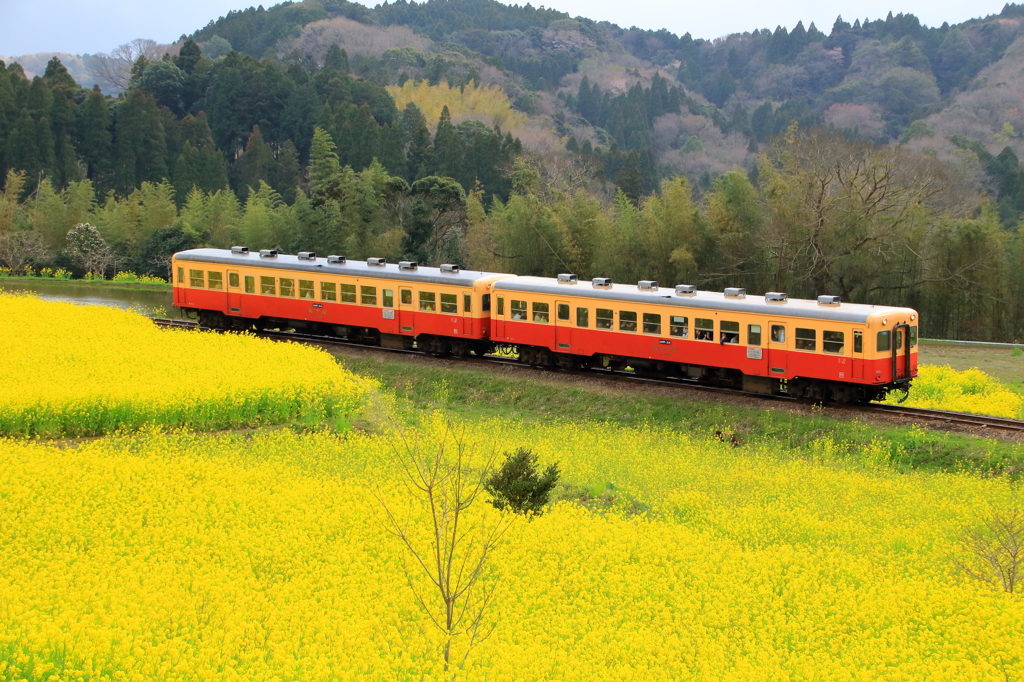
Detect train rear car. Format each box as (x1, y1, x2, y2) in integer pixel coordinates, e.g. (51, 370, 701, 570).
(491, 277, 917, 403)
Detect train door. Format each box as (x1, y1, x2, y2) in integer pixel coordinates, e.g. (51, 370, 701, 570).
(398, 287, 415, 334)
(493, 295, 506, 339)
(554, 301, 571, 351)
(768, 321, 788, 376)
(851, 329, 864, 379)
(227, 270, 243, 315)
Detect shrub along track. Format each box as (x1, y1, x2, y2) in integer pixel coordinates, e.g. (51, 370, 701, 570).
(153, 318, 1024, 437)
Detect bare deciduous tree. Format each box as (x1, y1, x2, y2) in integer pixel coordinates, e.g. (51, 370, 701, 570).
(0, 231, 49, 273)
(92, 39, 164, 91)
(953, 507, 1024, 593)
(375, 420, 512, 674)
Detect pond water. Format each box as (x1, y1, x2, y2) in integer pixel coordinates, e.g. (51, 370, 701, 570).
(0, 280, 176, 317)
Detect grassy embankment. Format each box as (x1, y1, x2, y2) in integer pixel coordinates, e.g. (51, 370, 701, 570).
(333, 343, 1024, 474)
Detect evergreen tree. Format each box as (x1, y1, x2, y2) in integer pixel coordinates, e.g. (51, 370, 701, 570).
(174, 39, 202, 75)
(433, 105, 462, 180)
(268, 139, 300, 204)
(323, 44, 350, 73)
(112, 90, 168, 195)
(234, 125, 275, 197)
(5, 111, 40, 191)
(42, 57, 78, 92)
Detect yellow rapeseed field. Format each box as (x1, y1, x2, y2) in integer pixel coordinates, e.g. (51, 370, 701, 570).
(890, 364, 1024, 419)
(0, 293, 376, 436)
(0, 419, 1021, 681)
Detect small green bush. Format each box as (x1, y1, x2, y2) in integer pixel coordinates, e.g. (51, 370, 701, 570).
(484, 448, 560, 516)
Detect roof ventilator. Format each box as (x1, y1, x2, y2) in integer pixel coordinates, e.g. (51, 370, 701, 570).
(259, 249, 278, 258)
(231, 246, 249, 254)
(327, 255, 345, 264)
(592, 277, 612, 289)
(298, 251, 316, 260)
(367, 257, 386, 266)
(765, 292, 788, 303)
(638, 280, 659, 291)
(558, 273, 578, 284)
(675, 284, 696, 296)
(399, 261, 418, 270)
(724, 287, 746, 298)
(818, 295, 841, 306)
(440, 264, 460, 273)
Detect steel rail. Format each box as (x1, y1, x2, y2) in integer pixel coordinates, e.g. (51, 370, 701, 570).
(151, 318, 1024, 433)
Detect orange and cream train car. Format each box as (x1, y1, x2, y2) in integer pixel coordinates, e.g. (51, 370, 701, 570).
(172, 247, 918, 403)
(490, 277, 917, 403)
(172, 247, 504, 355)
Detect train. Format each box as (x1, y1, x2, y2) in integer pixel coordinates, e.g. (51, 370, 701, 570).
(171, 247, 918, 403)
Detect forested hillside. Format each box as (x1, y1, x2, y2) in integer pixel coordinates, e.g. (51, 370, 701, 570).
(3, 0, 1024, 341)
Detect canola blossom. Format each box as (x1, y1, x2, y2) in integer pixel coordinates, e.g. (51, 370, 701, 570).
(0, 420, 1021, 681)
(888, 364, 1024, 419)
(0, 293, 376, 436)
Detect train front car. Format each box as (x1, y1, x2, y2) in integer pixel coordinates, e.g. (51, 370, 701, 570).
(171, 248, 511, 355)
(490, 278, 918, 403)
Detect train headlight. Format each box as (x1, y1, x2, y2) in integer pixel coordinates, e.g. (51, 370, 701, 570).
(910, 314, 916, 321)
(882, 318, 887, 326)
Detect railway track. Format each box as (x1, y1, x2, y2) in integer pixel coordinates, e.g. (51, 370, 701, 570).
(152, 317, 1024, 434)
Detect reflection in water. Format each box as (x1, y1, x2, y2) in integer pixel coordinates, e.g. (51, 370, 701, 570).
(0, 281, 176, 317)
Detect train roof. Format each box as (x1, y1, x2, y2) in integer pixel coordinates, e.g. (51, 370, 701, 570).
(173, 249, 509, 288)
(493, 277, 914, 324)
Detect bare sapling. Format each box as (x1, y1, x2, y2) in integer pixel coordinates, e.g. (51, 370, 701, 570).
(375, 419, 513, 674)
(954, 507, 1024, 593)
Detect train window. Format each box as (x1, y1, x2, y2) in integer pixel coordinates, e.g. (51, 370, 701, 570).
(877, 330, 891, 352)
(910, 325, 918, 348)
(383, 290, 394, 308)
(482, 294, 490, 312)
(576, 307, 589, 327)
(895, 329, 904, 351)
(207, 271, 223, 290)
(321, 282, 337, 302)
(596, 308, 613, 329)
(299, 280, 315, 299)
(557, 303, 570, 321)
(695, 318, 714, 341)
(720, 320, 739, 344)
(401, 289, 412, 305)
(619, 311, 637, 332)
(532, 302, 549, 323)
(795, 328, 816, 351)
(177, 267, 184, 284)
(748, 324, 762, 346)
(771, 325, 786, 343)
(441, 293, 458, 314)
(643, 313, 661, 335)
(228, 273, 240, 288)
(496, 296, 504, 315)
(280, 278, 295, 297)
(420, 291, 436, 312)
(340, 284, 356, 303)
(361, 286, 377, 306)
(854, 331, 863, 353)
(511, 300, 527, 320)
(464, 294, 472, 313)
(260, 276, 275, 296)
(670, 316, 688, 338)
(189, 269, 204, 288)
(244, 276, 255, 294)
(823, 331, 844, 354)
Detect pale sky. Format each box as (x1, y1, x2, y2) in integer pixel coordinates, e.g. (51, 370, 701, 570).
(0, 0, 1010, 57)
